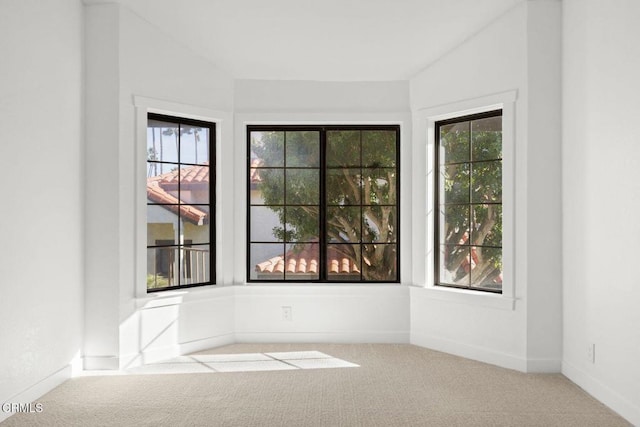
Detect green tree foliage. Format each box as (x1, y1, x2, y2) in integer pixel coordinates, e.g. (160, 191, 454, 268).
(252, 130, 397, 281)
(439, 116, 503, 289)
(147, 273, 169, 289)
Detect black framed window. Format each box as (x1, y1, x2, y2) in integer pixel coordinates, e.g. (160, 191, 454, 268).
(248, 126, 399, 283)
(146, 113, 215, 292)
(435, 110, 502, 293)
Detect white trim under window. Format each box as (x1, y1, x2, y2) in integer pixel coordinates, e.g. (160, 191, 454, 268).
(412, 91, 517, 310)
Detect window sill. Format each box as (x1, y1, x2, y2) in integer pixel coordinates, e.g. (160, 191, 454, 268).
(136, 284, 233, 309)
(411, 285, 516, 311)
(240, 282, 403, 287)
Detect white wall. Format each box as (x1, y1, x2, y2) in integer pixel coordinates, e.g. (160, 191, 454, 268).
(83, 2, 121, 370)
(524, 0, 563, 372)
(409, 1, 562, 372)
(235, 286, 409, 343)
(235, 80, 409, 113)
(562, 0, 640, 424)
(0, 0, 84, 420)
(84, 3, 236, 369)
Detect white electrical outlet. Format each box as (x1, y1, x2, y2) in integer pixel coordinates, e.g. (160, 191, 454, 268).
(282, 306, 292, 321)
(587, 343, 596, 364)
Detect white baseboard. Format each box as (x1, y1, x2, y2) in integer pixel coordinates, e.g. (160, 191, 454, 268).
(411, 331, 527, 372)
(235, 331, 410, 344)
(139, 345, 179, 366)
(527, 357, 562, 373)
(119, 332, 236, 369)
(562, 360, 640, 426)
(0, 364, 71, 423)
(83, 355, 120, 370)
(179, 332, 235, 354)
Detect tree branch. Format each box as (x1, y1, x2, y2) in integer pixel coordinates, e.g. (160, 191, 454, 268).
(342, 169, 360, 204)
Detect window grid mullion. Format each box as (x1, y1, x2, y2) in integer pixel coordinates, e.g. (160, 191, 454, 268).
(467, 120, 472, 288)
(359, 130, 363, 280)
(319, 129, 327, 281)
(283, 131, 288, 280)
(177, 123, 182, 285)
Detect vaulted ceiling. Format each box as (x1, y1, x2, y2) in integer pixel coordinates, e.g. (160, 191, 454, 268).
(84, 0, 523, 81)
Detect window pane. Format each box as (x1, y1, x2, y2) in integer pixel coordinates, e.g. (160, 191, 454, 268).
(326, 206, 361, 243)
(471, 160, 502, 203)
(251, 168, 284, 205)
(147, 161, 176, 177)
(326, 130, 360, 167)
(362, 130, 396, 167)
(439, 122, 469, 164)
(326, 169, 361, 205)
(362, 244, 397, 281)
(439, 205, 470, 246)
(147, 247, 178, 290)
(180, 245, 210, 285)
(362, 206, 396, 243)
(179, 164, 209, 205)
(285, 206, 319, 242)
(180, 125, 209, 165)
(284, 243, 319, 280)
(249, 157, 264, 198)
(193, 205, 211, 215)
(327, 244, 361, 281)
(362, 168, 396, 205)
(147, 120, 179, 163)
(471, 204, 502, 247)
(470, 247, 502, 292)
(285, 169, 319, 205)
(440, 163, 470, 204)
(181, 217, 210, 245)
(147, 205, 178, 243)
(251, 243, 286, 280)
(439, 245, 471, 287)
(472, 116, 502, 161)
(251, 131, 284, 167)
(250, 206, 283, 242)
(286, 131, 320, 167)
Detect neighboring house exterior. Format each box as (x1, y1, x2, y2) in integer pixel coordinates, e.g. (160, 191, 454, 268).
(147, 163, 210, 286)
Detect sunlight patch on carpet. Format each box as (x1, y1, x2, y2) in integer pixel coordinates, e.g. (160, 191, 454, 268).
(124, 351, 359, 375)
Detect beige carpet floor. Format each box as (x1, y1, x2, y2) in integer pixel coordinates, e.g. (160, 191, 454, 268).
(1, 343, 630, 426)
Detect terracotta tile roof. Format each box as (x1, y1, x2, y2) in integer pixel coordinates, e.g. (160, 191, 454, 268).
(255, 244, 360, 276)
(147, 164, 209, 225)
(150, 162, 210, 191)
(146, 157, 266, 226)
